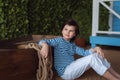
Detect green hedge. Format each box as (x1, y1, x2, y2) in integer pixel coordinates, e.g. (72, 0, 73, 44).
(0, 0, 109, 41)
(0, 0, 28, 39)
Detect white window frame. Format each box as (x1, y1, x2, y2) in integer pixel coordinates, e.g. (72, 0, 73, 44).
(92, 0, 120, 36)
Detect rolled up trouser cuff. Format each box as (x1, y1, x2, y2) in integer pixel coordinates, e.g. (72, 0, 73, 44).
(98, 65, 110, 76)
(90, 53, 111, 76)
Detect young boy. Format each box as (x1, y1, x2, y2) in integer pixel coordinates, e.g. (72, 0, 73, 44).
(39, 19, 120, 80)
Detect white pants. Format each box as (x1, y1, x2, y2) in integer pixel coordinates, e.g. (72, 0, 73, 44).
(61, 53, 110, 80)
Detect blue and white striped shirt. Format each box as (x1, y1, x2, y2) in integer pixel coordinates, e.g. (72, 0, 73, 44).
(38, 37, 92, 76)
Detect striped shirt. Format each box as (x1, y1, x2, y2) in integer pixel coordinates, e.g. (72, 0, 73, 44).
(38, 37, 93, 76)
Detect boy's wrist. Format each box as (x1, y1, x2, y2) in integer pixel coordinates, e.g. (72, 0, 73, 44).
(91, 48, 95, 52)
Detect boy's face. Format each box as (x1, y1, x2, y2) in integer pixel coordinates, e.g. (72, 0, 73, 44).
(62, 24, 76, 41)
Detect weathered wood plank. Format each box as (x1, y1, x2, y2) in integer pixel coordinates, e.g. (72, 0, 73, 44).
(0, 49, 38, 80)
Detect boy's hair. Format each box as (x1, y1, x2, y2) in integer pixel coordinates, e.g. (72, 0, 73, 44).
(61, 19, 80, 41)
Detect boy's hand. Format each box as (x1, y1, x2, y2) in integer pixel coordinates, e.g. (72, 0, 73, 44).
(92, 47, 105, 58)
(40, 42, 49, 58)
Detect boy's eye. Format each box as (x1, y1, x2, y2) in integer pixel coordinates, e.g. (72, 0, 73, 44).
(70, 30, 75, 32)
(64, 28, 67, 30)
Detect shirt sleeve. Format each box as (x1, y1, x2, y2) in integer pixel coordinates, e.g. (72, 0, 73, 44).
(38, 38, 58, 47)
(75, 45, 93, 56)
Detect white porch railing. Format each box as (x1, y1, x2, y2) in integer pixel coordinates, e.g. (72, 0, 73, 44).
(92, 0, 120, 36)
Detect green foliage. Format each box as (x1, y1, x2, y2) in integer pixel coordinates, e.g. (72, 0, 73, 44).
(27, 0, 80, 35)
(72, 0, 93, 40)
(0, 0, 28, 39)
(0, 0, 109, 41)
(99, 2, 110, 31)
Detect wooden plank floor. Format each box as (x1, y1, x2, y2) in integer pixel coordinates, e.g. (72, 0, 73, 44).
(54, 46, 120, 80)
